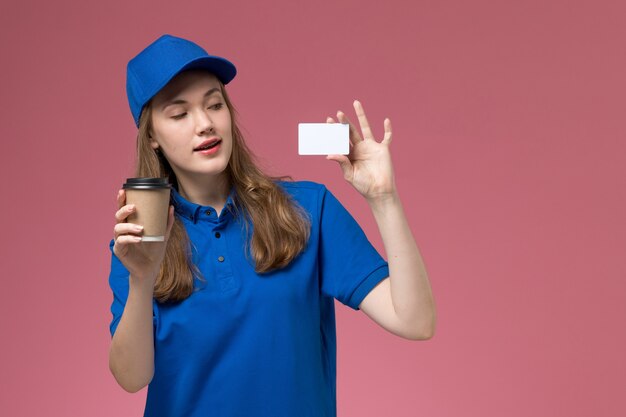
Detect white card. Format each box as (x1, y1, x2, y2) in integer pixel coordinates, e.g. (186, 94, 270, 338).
(298, 123, 349, 155)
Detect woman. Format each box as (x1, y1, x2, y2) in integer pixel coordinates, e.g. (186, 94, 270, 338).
(108, 34, 436, 417)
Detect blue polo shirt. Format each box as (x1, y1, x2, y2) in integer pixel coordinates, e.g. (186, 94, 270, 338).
(108, 180, 390, 417)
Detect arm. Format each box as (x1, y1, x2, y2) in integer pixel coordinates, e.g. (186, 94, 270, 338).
(362, 191, 436, 340)
(109, 275, 156, 393)
(109, 191, 175, 392)
(326, 100, 436, 340)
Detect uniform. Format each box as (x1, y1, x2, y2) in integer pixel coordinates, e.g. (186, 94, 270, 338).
(108, 179, 390, 417)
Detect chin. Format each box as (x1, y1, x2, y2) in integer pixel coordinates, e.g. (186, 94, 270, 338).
(203, 161, 229, 176)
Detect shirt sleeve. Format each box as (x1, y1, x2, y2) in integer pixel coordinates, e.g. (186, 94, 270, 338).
(107, 238, 157, 338)
(317, 185, 390, 310)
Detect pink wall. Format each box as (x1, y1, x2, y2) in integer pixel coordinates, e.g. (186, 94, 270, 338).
(1, 0, 624, 415)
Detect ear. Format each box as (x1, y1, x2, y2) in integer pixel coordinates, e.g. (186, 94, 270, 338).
(149, 136, 159, 150)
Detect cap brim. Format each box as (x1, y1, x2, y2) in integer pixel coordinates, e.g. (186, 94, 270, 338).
(133, 56, 236, 127)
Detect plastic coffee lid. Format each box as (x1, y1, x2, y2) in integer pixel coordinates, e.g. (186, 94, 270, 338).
(123, 177, 172, 189)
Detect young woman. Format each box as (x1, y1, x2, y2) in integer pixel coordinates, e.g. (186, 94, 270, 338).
(108, 34, 436, 417)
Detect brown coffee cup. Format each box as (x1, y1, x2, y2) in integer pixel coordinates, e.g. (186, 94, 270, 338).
(123, 177, 172, 242)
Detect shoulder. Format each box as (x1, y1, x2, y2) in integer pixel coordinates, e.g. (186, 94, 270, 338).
(275, 179, 325, 191)
(273, 179, 329, 216)
(274, 179, 352, 220)
(274, 179, 328, 199)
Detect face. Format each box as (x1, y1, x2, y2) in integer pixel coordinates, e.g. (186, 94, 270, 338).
(148, 69, 233, 184)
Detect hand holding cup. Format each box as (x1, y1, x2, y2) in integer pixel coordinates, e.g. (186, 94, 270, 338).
(113, 187, 174, 285)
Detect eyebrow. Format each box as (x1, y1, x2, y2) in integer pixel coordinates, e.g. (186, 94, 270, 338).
(161, 88, 222, 110)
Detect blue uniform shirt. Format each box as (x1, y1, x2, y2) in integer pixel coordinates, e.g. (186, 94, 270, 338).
(108, 180, 390, 417)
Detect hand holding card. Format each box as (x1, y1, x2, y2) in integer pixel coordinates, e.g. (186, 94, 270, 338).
(323, 100, 397, 202)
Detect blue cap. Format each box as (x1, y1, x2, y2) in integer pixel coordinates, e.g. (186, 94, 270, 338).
(126, 34, 237, 127)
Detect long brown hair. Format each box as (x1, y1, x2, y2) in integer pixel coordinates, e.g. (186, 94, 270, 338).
(134, 75, 311, 303)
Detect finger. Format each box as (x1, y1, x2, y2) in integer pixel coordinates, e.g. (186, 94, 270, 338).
(329, 115, 355, 148)
(382, 118, 392, 145)
(115, 204, 136, 223)
(114, 234, 143, 247)
(326, 154, 354, 181)
(353, 100, 375, 141)
(337, 110, 362, 146)
(117, 189, 126, 210)
(114, 222, 144, 240)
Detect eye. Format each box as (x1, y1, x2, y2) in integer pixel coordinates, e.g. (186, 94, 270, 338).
(171, 112, 187, 120)
(210, 103, 224, 110)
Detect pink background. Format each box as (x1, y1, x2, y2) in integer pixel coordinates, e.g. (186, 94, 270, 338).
(1, 0, 624, 415)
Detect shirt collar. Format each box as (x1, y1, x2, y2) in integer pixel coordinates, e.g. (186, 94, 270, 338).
(171, 185, 237, 224)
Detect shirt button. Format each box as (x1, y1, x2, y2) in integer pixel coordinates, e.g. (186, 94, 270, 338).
(205, 209, 211, 215)
(215, 232, 221, 238)
(218, 256, 225, 262)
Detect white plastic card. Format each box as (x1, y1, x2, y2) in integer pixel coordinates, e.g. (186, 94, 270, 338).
(298, 123, 349, 155)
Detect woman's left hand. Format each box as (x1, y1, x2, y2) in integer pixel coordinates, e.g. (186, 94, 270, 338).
(326, 100, 397, 202)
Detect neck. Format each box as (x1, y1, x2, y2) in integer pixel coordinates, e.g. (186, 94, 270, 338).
(176, 171, 231, 209)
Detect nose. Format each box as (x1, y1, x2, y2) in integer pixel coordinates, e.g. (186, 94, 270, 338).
(194, 108, 214, 136)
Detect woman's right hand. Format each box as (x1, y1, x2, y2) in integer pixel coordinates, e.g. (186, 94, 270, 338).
(113, 189, 175, 285)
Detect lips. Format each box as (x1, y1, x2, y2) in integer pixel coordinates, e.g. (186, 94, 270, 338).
(194, 138, 221, 151)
